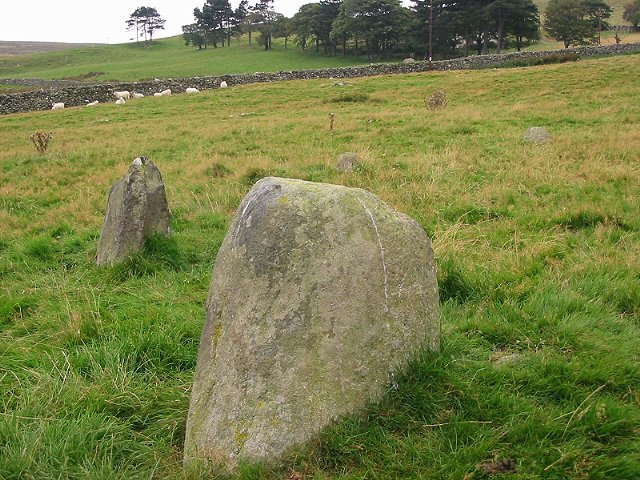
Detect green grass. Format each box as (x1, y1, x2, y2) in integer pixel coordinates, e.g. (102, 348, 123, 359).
(0, 53, 639, 479)
(0, 36, 372, 83)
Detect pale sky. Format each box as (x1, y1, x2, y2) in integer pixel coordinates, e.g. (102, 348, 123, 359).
(0, 0, 310, 44)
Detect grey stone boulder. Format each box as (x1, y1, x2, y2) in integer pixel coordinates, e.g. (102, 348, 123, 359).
(184, 177, 439, 470)
(523, 127, 551, 144)
(403, 57, 417, 64)
(96, 157, 171, 266)
(336, 152, 360, 172)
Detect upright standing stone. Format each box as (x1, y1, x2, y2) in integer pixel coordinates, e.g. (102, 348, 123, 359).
(96, 157, 171, 266)
(185, 177, 439, 470)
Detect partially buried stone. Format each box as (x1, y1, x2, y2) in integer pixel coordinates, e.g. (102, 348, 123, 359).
(403, 57, 417, 64)
(184, 177, 440, 470)
(524, 127, 551, 144)
(336, 152, 360, 171)
(96, 157, 171, 266)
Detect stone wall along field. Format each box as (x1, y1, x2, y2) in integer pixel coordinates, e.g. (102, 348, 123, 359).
(1, 42, 638, 115)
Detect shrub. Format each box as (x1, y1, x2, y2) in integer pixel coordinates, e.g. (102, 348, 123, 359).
(425, 90, 447, 110)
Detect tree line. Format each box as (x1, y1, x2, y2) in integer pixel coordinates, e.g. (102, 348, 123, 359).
(125, 0, 638, 59)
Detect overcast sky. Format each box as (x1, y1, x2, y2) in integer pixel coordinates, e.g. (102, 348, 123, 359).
(0, 0, 311, 44)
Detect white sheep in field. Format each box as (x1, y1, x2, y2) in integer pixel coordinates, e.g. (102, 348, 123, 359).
(114, 91, 130, 100)
(185, 87, 199, 94)
(219, 81, 228, 89)
(115, 98, 126, 105)
(160, 89, 172, 96)
(51, 102, 64, 110)
(132, 92, 144, 99)
(154, 92, 163, 97)
(86, 101, 99, 106)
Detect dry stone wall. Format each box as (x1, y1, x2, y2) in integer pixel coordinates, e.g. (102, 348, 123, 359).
(1, 42, 638, 116)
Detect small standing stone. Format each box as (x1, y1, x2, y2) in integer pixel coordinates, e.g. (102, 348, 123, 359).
(96, 157, 171, 266)
(524, 127, 551, 144)
(336, 152, 360, 172)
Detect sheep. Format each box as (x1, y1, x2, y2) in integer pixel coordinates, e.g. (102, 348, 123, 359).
(86, 101, 99, 106)
(160, 89, 172, 96)
(132, 92, 145, 99)
(154, 92, 163, 97)
(185, 87, 199, 94)
(219, 81, 228, 89)
(51, 102, 64, 110)
(113, 91, 131, 100)
(115, 98, 126, 105)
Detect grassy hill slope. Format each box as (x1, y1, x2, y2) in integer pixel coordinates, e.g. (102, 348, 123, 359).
(1, 53, 639, 479)
(0, 0, 635, 87)
(0, 37, 371, 84)
(536, 0, 632, 25)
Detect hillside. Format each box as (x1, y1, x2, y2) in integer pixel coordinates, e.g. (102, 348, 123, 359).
(0, 41, 104, 57)
(0, 37, 371, 84)
(536, 0, 631, 25)
(0, 0, 635, 86)
(0, 53, 639, 478)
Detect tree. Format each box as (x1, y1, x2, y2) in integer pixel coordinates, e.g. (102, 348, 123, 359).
(204, 0, 234, 48)
(333, 0, 409, 60)
(292, 3, 322, 50)
(508, 1, 541, 51)
(487, 0, 540, 53)
(182, 23, 206, 49)
(126, 6, 166, 42)
(253, 0, 277, 49)
(233, 0, 250, 44)
(544, 0, 595, 48)
(581, 0, 612, 43)
(272, 16, 294, 49)
(623, 0, 640, 28)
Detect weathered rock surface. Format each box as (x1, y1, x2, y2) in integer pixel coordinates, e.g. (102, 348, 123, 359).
(403, 57, 417, 64)
(523, 127, 551, 144)
(184, 177, 439, 469)
(96, 157, 171, 266)
(336, 152, 360, 172)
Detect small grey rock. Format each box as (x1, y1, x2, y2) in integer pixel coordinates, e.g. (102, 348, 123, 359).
(403, 57, 417, 64)
(524, 127, 551, 144)
(96, 157, 171, 266)
(336, 152, 360, 172)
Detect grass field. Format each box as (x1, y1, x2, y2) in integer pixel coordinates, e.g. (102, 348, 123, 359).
(1, 53, 639, 479)
(0, 38, 372, 84)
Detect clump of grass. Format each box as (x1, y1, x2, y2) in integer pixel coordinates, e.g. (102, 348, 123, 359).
(104, 234, 186, 281)
(425, 90, 446, 110)
(437, 258, 480, 303)
(554, 211, 605, 230)
(327, 92, 371, 103)
(30, 132, 53, 154)
(0, 296, 36, 325)
(492, 53, 581, 69)
(242, 167, 286, 185)
(205, 162, 233, 178)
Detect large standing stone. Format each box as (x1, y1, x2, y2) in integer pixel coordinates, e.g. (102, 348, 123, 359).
(96, 157, 171, 266)
(185, 177, 439, 469)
